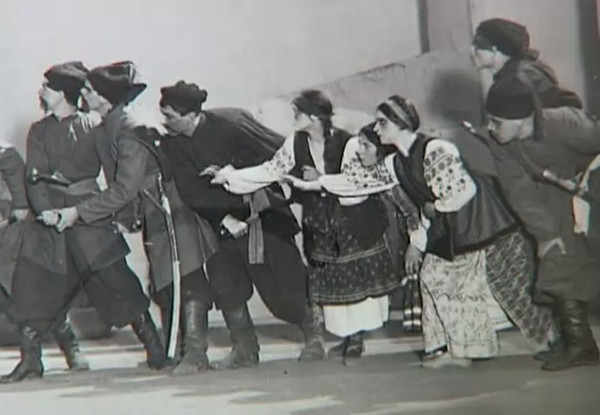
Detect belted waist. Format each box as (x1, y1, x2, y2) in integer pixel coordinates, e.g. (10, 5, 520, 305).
(49, 178, 99, 196)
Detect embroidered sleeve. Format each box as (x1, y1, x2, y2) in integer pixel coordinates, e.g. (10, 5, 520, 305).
(319, 143, 398, 197)
(222, 134, 296, 194)
(424, 139, 476, 212)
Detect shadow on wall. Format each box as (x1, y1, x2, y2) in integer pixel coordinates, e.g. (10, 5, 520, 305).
(256, 49, 496, 175)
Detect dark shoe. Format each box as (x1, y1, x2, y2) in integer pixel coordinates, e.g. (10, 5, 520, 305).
(327, 333, 364, 359)
(210, 304, 259, 371)
(131, 311, 167, 370)
(298, 304, 325, 362)
(534, 339, 566, 362)
(51, 319, 90, 371)
(542, 300, 599, 371)
(0, 326, 44, 384)
(172, 300, 210, 377)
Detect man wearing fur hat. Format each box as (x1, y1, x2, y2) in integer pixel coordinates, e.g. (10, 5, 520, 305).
(53, 62, 219, 376)
(3, 61, 169, 384)
(157, 80, 325, 370)
(485, 76, 600, 371)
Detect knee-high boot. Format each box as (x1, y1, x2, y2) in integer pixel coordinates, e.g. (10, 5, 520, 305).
(297, 303, 325, 361)
(131, 311, 167, 370)
(210, 304, 259, 370)
(534, 309, 565, 362)
(172, 300, 210, 376)
(542, 299, 599, 371)
(0, 326, 44, 384)
(51, 319, 90, 371)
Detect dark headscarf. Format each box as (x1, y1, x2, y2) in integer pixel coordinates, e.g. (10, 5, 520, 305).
(87, 61, 147, 106)
(292, 89, 334, 120)
(160, 81, 208, 115)
(473, 18, 538, 60)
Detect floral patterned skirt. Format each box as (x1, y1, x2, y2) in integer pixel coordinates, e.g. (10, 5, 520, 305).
(420, 230, 552, 358)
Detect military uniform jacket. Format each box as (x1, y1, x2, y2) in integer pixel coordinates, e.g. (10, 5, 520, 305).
(489, 107, 600, 301)
(76, 107, 217, 291)
(20, 113, 130, 275)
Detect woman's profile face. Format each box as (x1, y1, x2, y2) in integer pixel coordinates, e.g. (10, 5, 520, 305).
(292, 105, 315, 132)
(357, 135, 379, 167)
(374, 111, 402, 145)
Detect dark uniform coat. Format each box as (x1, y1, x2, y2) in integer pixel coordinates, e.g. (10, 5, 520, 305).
(9, 113, 147, 327)
(0, 147, 29, 301)
(76, 107, 217, 295)
(489, 107, 600, 303)
(162, 108, 308, 323)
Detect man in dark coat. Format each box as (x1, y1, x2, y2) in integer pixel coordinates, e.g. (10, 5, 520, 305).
(0, 145, 91, 373)
(473, 18, 588, 363)
(1, 62, 165, 384)
(485, 76, 600, 371)
(55, 62, 218, 376)
(157, 81, 325, 370)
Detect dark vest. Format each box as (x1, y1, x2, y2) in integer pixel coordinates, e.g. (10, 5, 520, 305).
(292, 129, 388, 250)
(394, 135, 517, 260)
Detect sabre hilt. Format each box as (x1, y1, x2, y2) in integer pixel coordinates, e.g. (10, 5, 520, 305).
(27, 168, 72, 187)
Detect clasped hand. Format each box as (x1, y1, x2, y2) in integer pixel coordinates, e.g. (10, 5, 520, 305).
(38, 207, 79, 232)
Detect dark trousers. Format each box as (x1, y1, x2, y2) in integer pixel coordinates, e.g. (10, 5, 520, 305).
(205, 232, 308, 325)
(9, 256, 149, 330)
(150, 268, 214, 310)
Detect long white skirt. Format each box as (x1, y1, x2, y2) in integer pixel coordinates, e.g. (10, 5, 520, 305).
(323, 295, 390, 337)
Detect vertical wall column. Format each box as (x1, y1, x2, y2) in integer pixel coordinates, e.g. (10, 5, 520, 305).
(422, 0, 474, 52)
(579, 0, 600, 116)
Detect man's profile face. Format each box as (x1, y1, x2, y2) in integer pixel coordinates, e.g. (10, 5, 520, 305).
(160, 105, 195, 135)
(487, 115, 525, 144)
(471, 45, 497, 70)
(38, 80, 63, 113)
(80, 81, 104, 111)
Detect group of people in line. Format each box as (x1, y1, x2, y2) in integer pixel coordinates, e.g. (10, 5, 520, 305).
(0, 17, 598, 384)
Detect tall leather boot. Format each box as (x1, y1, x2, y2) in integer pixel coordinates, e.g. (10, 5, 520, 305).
(297, 303, 325, 361)
(210, 304, 259, 370)
(0, 326, 44, 384)
(534, 309, 565, 362)
(131, 311, 167, 370)
(542, 299, 599, 371)
(172, 300, 210, 376)
(51, 319, 90, 371)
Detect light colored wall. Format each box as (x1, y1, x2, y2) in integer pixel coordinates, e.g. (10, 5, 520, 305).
(0, 0, 421, 152)
(0, 0, 422, 325)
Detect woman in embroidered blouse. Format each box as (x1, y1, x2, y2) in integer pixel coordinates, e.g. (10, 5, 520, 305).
(316, 95, 553, 368)
(211, 90, 400, 359)
(353, 123, 423, 332)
